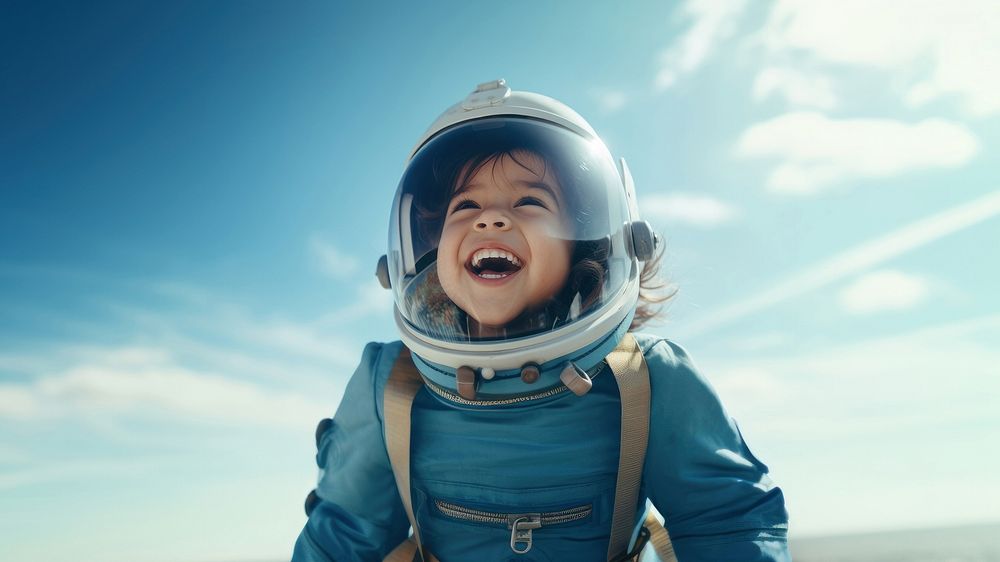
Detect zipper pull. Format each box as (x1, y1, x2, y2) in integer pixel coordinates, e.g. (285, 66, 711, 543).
(508, 514, 542, 554)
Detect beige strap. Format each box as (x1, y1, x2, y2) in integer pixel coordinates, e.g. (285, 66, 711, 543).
(382, 537, 420, 562)
(644, 511, 677, 561)
(605, 333, 651, 561)
(384, 348, 430, 562)
(385, 338, 660, 562)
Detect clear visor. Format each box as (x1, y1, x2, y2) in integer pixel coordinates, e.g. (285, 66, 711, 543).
(388, 117, 634, 343)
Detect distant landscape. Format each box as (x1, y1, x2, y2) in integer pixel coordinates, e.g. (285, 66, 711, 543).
(791, 523, 1000, 562)
(236, 522, 1000, 562)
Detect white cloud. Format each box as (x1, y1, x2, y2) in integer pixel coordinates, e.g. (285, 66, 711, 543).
(641, 192, 738, 227)
(243, 319, 358, 365)
(655, 0, 748, 90)
(711, 315, 1000, 438)
(752, 66, 837, 109)
(594, 90, 628, 113)
(0, 458, 163, 490)
(706, 315, 1000, 534)
(729, 331, 789, 352)
(839, 270, 930, 315)
(0, 386, 40, 420)
(762, 0, 1000, 116)
(108, 282, 366, 371)
(711, 366, 792, 406)
(316, 278, 395, 326)
(310, 235, 359, 280)
(356, 278, 394, 313)
(0, 347, 331, 430)
(683, 190, 1000, 337)
(735, 111, 979, 194)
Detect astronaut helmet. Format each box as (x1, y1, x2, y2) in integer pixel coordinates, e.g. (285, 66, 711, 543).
(376, 80, 657, 396)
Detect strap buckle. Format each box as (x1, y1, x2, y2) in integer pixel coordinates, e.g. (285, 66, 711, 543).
(608, 525, 651, 562)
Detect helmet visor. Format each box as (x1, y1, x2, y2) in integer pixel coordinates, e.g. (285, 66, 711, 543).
(388, 117, 633, 343)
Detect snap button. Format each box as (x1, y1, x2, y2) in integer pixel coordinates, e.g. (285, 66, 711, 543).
(520, 363, 540, 384)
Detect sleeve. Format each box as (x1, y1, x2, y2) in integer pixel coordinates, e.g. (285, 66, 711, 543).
(641, 338, 790, 562)
(292, 342, 411, 562)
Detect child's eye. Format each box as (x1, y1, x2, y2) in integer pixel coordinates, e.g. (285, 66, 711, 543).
(515, 197, 549, 209)
(450, 198, 480, 213)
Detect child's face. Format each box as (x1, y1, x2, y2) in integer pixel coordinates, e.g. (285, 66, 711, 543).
(437, 151, 573, 329)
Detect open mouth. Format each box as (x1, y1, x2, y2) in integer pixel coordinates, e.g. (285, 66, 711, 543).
(467, 248, 523, 280)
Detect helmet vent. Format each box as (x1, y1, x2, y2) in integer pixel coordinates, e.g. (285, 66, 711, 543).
(462, 79, 511, 110)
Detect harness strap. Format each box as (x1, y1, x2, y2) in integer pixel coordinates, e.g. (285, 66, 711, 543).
(383, 336, 674, 562)
(605, 333, 652, 561)
(384, 347, 429, 562)
(645, 511, 677, 561)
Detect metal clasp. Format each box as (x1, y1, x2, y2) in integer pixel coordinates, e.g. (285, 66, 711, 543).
(508, 514, 542, 554)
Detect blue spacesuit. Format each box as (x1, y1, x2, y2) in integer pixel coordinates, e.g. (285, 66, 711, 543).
(292, 80, 790, 561)
(293, 336, 788, 561)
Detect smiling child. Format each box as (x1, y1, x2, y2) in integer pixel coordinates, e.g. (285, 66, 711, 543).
(293, 80, 790, 562)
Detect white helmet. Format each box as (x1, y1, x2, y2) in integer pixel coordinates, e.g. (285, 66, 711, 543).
(375, 80, 657, 399)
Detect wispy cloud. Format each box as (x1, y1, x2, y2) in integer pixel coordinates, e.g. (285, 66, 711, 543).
(641, 192, 738, 228)
(593, 90, 628, 113)
(0, 268, 371, 437)
(234, 318, 359, 365)
(310, 235, 360, 280)
(316, 278, 394, 326)
(706, 314, 1000, 536)
(655, 0, 748, 91)
(0, 457, 170, 490)
(752, 66, 837, 110)
(684, 190, 1000, 337)
(839, 269, 930, 315)
(0, 345, 331, 430)
(103, 281, 365, 372)
(735, 112, 979, 194)
(727, 331, 790, 353)
(762, 0, 1000, 116)
(710, 314, 1000, 440)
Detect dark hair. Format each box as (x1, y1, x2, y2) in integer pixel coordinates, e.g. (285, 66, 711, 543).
(630, 242, 675, 330)
(413, 135, 672, 330)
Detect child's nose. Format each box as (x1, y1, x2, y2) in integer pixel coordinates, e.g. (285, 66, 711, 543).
(474, 210, 512, 232)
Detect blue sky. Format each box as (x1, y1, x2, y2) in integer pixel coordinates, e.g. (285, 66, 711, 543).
(2, 1, 999, 560)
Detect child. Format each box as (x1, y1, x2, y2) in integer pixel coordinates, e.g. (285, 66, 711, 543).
(293, 80, 790, 561)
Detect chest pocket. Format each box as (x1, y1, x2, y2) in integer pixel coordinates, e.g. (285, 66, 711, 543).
(439, 499, 591, 555)
(414, 484, 611, 562)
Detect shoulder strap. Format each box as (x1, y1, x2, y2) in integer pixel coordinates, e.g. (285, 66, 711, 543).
(383, 347, 430, 562)
(604, 332, 652, 560)
(645, 511, 677, 561)
(384, 338, 674, 562)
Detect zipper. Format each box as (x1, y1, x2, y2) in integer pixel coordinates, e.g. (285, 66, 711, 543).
(435, 500, 592, 554)
(421, 362, 606, 407)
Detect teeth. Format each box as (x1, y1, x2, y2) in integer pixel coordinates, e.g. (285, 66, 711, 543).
(471, 248, 521, 268)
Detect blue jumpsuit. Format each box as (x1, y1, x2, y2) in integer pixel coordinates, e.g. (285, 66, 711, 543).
(292, 334, 790, 561)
